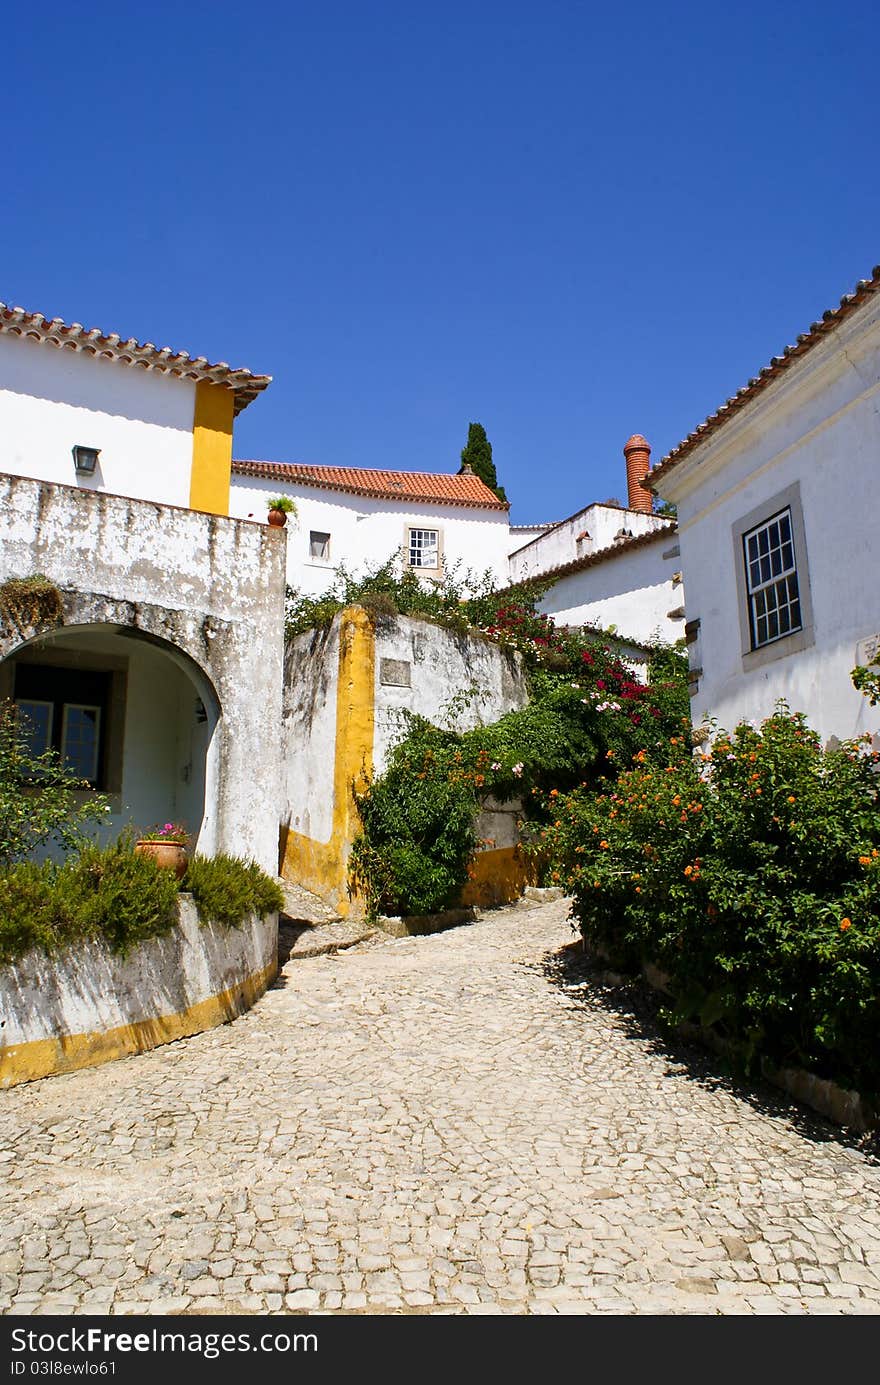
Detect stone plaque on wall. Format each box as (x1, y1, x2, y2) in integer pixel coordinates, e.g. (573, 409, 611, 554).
(856, 634, 880, 667)
(380, 657, 412, 688)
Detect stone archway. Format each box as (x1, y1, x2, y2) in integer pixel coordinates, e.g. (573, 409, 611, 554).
(0, 603, 223, 858)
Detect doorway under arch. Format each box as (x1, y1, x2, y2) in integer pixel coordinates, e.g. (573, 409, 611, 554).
(0, 623, 221, 859)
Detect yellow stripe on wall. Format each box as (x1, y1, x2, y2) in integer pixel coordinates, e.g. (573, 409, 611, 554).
(282, 607, 375, 916)
(0, 958, 278, 1088)
(190, 380, 235, 515)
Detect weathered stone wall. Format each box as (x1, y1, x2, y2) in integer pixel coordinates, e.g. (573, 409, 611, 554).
(280, 608, 531, 915)
(0, 473, 286, 872)
(0, 898, 278, 1088)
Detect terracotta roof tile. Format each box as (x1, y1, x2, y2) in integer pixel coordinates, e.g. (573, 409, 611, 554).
(646, 266, 880, 488)
(231, 460, 509, 510)
(0, 302, 271, 415)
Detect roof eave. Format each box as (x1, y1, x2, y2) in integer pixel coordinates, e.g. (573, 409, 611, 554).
(646, 267, 880, 489)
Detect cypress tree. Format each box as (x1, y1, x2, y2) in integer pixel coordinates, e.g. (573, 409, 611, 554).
(459, 422, 507, 503)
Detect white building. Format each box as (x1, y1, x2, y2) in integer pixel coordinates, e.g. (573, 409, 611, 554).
(229, 460, 511, 591)
(0, 302, 283, 871)
(508, 435, 682, 647)
(646, 266, 880, 746)
(537, 528, 684, 648)
(0, 301, 269, 515)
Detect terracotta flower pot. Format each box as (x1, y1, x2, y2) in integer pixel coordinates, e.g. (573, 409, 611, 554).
(267, 509, 287, 527)
(134, 841, 188, 879)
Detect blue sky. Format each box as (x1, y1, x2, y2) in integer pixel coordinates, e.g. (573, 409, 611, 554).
(4, 1, 878, 523)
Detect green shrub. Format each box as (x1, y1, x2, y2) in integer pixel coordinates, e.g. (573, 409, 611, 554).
(540, 707, 880, 1095)
(350, 639, 690, 919)
(67, 839, 181, 953)
(0, 840, 179, 963)
(0, 700, 110, 866)
(284, 556, 553, 643)
(0, 844, 283, 965)
(0, 863, 66, 962)
(183, 853, 284, 928)
(350, 718, 479, 918)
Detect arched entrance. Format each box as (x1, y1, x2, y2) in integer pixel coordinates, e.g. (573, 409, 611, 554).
(0, 622, 221, 858)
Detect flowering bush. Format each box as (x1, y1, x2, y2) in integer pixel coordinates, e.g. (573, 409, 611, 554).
(349, 638, 689, 919)
(137, 822, 189, 845)
(540, 706, 880, 1095)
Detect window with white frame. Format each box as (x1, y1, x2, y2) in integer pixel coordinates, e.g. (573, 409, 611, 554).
(742, 507, 802, 650)
(14, 665, 110, 788)
(407, 527, 440, 569)
(309, 531, 331, 561)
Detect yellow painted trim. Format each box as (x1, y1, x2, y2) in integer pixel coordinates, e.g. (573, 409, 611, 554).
(459, 844, 535, 909)
(190, 380, 235, 515)
(282, 607, 375, 917)
(0, 958, 277, 1089)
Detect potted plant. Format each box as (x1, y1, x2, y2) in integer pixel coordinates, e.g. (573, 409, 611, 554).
(134, 823, 190, 878)
(267, 496, 297, 528)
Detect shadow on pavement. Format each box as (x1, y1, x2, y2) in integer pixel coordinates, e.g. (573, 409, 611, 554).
(541, 940, 880, 1164)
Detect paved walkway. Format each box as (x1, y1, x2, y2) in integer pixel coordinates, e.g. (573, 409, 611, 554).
(2, 898, 879, 1315)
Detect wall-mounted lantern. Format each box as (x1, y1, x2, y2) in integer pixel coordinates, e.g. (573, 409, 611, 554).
(72, 444, 101, 475)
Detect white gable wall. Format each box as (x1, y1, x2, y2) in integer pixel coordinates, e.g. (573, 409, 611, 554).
(510, 503, 669, 581)
(229, 472, 511, 592)
(655, 292, 880, 745)
(0, 333, 196, 507)
(539, 539, 684, 646)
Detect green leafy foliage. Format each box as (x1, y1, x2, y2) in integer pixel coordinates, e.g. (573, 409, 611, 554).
(0, 574, 63, 629)
(539, 706, 880, 1094)
(0, 700, 110, 867)
(285, 556, 552, 643)
(183, 853, 284, 928)
(0, 839, 180, 963)
(0, 841, 283, 965)
(349, 611, 689, 919)
(350, 719, 480, 919)
(460, 422, 507, 503)
(852, 663, 880, 706)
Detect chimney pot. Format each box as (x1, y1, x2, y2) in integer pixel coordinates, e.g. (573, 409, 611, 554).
(623, 434, 653, 514)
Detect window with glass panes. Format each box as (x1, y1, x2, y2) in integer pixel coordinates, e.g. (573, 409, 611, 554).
(408, 528, 439, 568)
(13, 664, 110, 787)
(742, 508, 802, 650)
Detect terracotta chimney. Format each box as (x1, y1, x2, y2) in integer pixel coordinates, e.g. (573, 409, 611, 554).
(623, 434, 653, 514)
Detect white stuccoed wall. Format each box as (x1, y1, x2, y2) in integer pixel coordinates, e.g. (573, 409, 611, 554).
(0, 899, 278, 1086)
(229, 474, 511, 591)
(654, 291, 880, 745)
(282, 621, 341, 846)
(509, 503, 670, 581)
(281, 611, 528, 848)
(508, 524, 552, 554)
(0, 333, 196, 507)
(371, 615, 529, 771)
(538, 537, 684, 647)
(0, 474, 286, 873)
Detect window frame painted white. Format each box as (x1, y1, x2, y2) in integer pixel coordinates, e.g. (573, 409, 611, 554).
(405, 524, 442, 575)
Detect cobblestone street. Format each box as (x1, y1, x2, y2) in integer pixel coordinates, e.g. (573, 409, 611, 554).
(2, 898, 879, 1316)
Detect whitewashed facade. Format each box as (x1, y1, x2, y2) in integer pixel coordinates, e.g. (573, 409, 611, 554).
(648, 270, 880, 746)
(0, 333, 197, 507)
(509, 501, 670, 582)
(0, 303, 268, 513)
(230, 463, 511, 591)
(537, 529, 684, 647)
(507, 438, 681, 648)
